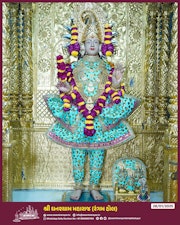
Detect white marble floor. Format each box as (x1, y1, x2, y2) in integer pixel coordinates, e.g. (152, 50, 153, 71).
(12, 189, 163, 202)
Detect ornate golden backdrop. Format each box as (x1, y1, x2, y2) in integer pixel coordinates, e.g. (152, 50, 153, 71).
(2, 2, 178, 202)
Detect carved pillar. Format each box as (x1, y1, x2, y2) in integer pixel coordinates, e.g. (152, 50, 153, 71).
(2, 145, 12, 202)
(2, 3, 11, 143)
(2, 3, 34, 200)
(13, 3, 33, 189)
(143, 3, 173, 192)
(2, 2, 14, 202)
(144, 3, 171, 127)
(144, 4, 157, 127)
(167, 5, 178, 139)
(19, 3, 33, 127)
(4, 3, 33, 127)
(163, 3, 178, 202)
(8, 4, 21, 125)
(157, 4, 169, 125)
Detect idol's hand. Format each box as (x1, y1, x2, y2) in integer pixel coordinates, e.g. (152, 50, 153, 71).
(112, 64, 124, 88)
(56, 81, 71, 93)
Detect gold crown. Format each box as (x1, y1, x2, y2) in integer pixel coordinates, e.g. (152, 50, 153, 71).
(82, 11, 102, 42)
(73, 3, 106, 43)
(82, 18, 101, 42)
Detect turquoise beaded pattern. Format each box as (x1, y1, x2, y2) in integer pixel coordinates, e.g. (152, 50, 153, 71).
(44, 93, 138, 149)
(112, 158, 147, 192)
(71, 148, 105, 185)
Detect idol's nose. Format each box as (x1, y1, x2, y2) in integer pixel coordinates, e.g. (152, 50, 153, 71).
(91, 40, 95, 47)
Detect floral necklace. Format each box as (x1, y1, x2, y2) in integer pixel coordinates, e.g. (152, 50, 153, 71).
(56, 55, 125, 137)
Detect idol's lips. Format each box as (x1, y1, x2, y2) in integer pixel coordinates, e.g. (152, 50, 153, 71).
(90, 48, 95, 50)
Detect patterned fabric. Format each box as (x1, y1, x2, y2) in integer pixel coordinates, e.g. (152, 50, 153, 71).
(44, 56, 140, 149)
(44, 93, 139, 149)
(44, 56, 140, 188)
(72, 55, 111, 102)
(112, 158, 147, 191)
(72, 148, 105, 185)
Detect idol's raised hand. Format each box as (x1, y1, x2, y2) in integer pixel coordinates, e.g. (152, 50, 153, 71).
(112, 63, 125, 89)
(56, 81, 71, 93)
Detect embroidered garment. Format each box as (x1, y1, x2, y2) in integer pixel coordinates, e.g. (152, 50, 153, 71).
(44, 56, 140, 150)
(72, 148, 105, 185)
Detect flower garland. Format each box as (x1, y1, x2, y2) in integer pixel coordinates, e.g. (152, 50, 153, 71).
(57, 55, 125, 137)
(68, 24, 80, 57)
(57, 22, 122, 136)
(101, 24, 114, 57)
(66, 23, 115, 59)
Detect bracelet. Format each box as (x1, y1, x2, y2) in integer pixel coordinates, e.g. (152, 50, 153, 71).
(74, 183, 85, 190)
(112, 82, 125, 91)
(111, 86, 120, 91)
(88, 184, 101, 191)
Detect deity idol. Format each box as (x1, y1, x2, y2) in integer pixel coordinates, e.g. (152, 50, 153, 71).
(44, 8, 140, 201)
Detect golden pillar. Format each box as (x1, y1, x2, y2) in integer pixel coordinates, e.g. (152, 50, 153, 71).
(163, 3, 178, 202)
(157, 4, 169, 125)
(20, 3, 33, 127)
(2, 3, 19, 202)
(2, 2, 33, 201)
(143, 3, 178, 193)
(144, 3, 157, 127)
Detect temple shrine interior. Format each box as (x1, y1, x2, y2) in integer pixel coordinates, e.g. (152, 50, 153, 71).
(2, 2, 178, 202)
